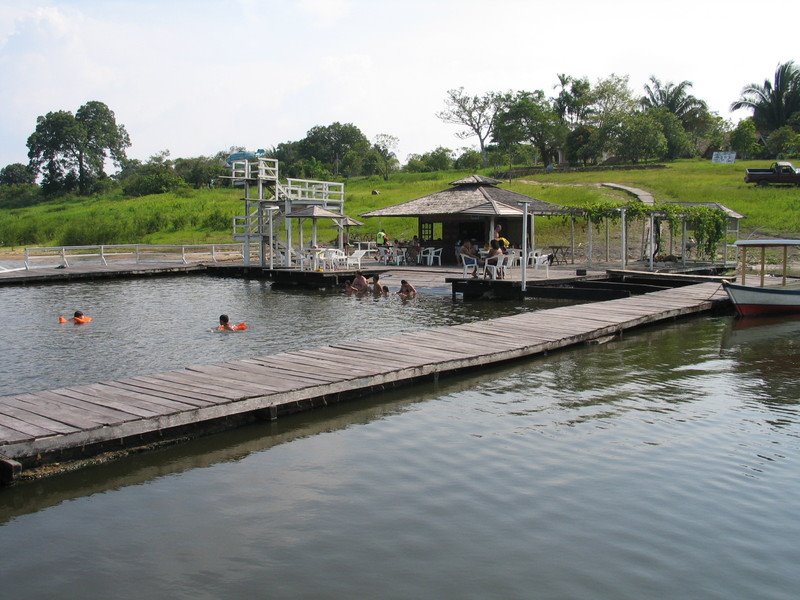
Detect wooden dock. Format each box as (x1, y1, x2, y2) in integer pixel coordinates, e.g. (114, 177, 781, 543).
(0, 281, 729, 483)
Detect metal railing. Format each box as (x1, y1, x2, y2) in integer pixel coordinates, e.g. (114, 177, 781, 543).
(22, 244, 252, 270)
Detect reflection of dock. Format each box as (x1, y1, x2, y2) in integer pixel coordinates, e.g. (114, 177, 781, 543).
(0, 281, 728, 483)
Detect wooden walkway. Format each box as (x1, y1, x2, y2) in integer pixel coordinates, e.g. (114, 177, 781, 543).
(0, 282, 729, 482)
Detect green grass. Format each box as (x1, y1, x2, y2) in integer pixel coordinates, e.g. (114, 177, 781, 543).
(1, 160, 798, 250)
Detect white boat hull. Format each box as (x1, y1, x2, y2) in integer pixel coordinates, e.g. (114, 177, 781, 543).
(723, 281, 800, 317)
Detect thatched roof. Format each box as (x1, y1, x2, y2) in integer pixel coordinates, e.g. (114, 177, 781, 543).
(362, 176, 572, 218)
(285, 206, 343, 219)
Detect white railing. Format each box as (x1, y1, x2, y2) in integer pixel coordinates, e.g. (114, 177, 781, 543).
(23, 244, 252, 269)
(283, 178, 345, 207)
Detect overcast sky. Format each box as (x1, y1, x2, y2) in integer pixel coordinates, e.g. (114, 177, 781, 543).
(0, 0, 796, 169)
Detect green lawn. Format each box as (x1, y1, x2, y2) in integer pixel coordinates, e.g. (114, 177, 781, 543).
(1, 160, 798, 250)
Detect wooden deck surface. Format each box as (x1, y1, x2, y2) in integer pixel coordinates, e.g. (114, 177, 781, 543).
(0, 282, 729, 478)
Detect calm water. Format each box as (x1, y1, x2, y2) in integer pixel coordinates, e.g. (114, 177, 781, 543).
(0, 275, 551, 397)
(2, 279, 800, 599)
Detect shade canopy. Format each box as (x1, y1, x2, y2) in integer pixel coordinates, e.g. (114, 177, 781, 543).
(285, 206, 344, 219)
(361, 175, 573, 218)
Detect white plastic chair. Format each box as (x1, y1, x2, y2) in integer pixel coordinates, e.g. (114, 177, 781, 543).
(345, 249, 368, 269)
(419, 247, 433, 265)
(393, 247, 407, 265)
(532, 252, 550, 278)
(505, 249, 520, 269)
(483, 253, 506, 280)
(426, 248, 442, 266)
(461, 255, 479, 277)
(323, 248, 346, 270)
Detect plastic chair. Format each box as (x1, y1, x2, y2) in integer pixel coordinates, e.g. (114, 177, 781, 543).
(419, 247, 433, 265)
(345, 249, 368, 269)
(461, 255, 478, 277)
(427, 248, 442, 266)
(483, 253, 506, 280)
(505, 249, 520, 269)
(532, 252, 550, 278)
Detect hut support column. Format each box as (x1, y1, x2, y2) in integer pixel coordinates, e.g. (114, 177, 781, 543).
(620, 209, 627, 270)
(605, 218, 610, 262)
(649, 213, 655, 271)
(682, 220, 687, 267)
(521, 202, 529, 292)
(587, 219, 593, 269)
(570, 217, 575, 264)
(269, 207, 275, 270)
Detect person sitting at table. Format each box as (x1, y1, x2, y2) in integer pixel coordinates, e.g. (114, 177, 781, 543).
(459, 239, 480, 278)
(484, 239, 503, 279)
(497, 238, 509, 279)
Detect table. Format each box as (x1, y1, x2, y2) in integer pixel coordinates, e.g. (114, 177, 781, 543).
(548, 245, 572, 265)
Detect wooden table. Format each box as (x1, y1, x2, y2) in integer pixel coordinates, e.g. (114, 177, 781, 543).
(549, 245, 572, 264)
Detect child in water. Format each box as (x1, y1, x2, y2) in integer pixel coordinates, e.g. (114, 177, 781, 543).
(397, 280, 417, 299)
(58, 310, 92, 324)
(218, 314, 247, 331)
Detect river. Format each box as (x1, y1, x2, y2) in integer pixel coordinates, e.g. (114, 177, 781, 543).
(1, 277, 799, 599)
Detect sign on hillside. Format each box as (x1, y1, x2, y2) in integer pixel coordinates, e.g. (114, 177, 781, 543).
(712, 151, 736, 164)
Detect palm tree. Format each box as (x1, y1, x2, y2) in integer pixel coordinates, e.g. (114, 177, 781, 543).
(730, 61, 800, 133)
(640, 76, 708, 129)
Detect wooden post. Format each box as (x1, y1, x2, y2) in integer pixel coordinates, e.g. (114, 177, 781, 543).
(605, 218, 610, 262)
(760, 246, 765, 287)
(587, 217, 593, 269)
(783, 245, 788, 286)
(570, 216, 575, 264)
(741, 246, 747, 285)
(620, 209, 627, 270)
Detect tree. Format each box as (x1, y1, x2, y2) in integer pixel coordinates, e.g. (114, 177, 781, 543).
(647, 108, 691, 159)
(454, 148, 483, 170)
(615, 112, 667, 163)
(731, 61, 800, 134)
(27, 100, 130, 195)
(120, 151, 184, 197)
(588, 74, 637, 158)
(640, 76, 708, 131)
(173, 156, 227, 188)
(565, 125, 600, 165)
(494, 90, 566, 166)
(0, 163, 36, 185)
(371, 134, 399, 180)
(298, 122, 370, 175)
(553, 74, 593, 126)
(730, 119, 761, 159)
(765, 126, 800, 157)
(437, 88, 507, 164)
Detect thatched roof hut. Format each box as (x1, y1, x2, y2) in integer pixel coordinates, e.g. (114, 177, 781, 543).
(361, 175, 575, 263)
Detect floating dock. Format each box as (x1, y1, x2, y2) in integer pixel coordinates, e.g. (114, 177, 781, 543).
(0, 281, 729, 483)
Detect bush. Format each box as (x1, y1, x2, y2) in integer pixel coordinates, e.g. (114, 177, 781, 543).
(122, 164, 185, 197)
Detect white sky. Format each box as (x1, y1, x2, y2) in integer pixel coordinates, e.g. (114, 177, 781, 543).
(0, 0, 796, 169)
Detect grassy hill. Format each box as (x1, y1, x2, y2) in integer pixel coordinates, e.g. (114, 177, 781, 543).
(1, 160, 798, 251)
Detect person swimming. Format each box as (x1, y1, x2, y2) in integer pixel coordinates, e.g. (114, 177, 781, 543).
(217, 314, 247, 331)
(58, 310, 92, 324)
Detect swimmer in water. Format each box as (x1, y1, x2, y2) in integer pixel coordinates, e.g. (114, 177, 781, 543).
(58, 310, 92, 324)
(218, 314, 247, 331)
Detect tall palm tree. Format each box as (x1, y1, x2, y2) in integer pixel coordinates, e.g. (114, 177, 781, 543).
(730, 61, 800, 133)
(640, 76, 708, 129)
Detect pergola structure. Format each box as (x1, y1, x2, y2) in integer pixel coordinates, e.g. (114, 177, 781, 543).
(361, 175, 578, 264)
(222, 157, 355, 268)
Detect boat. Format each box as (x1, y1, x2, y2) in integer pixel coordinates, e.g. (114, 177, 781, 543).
(723, 239, 800, 317)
